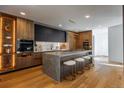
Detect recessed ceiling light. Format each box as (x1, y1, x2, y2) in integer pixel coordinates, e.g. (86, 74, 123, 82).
(58, 24, 62, 27)
(85, 15, 90, 19)
(20, 12, 26, 16)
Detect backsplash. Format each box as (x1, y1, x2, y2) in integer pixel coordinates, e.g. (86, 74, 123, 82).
(34, 42, 69, 52)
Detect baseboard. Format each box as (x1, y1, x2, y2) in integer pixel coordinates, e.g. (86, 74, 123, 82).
(94, 55, 108, 57)
(0, 64, 42, 75)
(108, 60, 123, 65)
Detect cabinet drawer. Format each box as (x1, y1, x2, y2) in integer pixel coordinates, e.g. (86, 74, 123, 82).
(33, 53, 42, 58)
(16, 53, 42, 69)
(16, 55, 32, 69)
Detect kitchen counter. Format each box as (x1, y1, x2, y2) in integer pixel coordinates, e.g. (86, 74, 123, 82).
(44, 50, 91, 57)
(34, 49, 69, 53)
(42, 50, 92, 81)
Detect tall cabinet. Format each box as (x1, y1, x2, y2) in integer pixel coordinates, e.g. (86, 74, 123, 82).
(0, 14, 16, 71)
(16, 18, 42, 70)
(77, 31, 92, 50)
(67, 32, 78, 50)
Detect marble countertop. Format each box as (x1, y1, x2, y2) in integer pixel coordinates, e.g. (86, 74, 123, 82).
(44, 50, 92, 57)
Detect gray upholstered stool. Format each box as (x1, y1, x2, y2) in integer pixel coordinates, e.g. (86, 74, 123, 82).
(83, 56, 93, 69)
(63, 60, 76, 80)
(74, 58, 85, 74)
(88, 55, 94, 67)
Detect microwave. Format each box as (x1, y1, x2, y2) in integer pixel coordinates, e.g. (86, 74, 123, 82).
(17, 40, 34, 52)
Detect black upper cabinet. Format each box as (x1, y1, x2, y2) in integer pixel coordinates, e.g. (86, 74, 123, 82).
(35, 24, 66, 42)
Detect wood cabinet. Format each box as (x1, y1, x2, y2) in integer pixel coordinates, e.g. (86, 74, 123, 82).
(16, 18, 36, 70)
(16, 18, 34, 40)
(77, 31, 92, 50)
(16, 54, 32, 69)
(16, 53, 42, 70)
(33, 53, 43, 65)
(67, 32, 78, 50)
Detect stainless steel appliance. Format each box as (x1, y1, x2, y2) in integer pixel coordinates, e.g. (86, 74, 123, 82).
(17, 40, 34, 52)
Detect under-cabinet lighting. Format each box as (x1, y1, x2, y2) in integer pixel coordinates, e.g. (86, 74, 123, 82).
(0, 17, 2, 70)
(12, 20, 16, 67)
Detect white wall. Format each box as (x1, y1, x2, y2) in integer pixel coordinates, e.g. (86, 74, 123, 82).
(92, 27, 108, 56)
(108, 24, 123, 63)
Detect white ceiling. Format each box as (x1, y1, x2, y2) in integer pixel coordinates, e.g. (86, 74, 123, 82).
(0, 5, 122, 32)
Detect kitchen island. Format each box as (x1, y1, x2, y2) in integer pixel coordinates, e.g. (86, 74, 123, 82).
(42, 50, 92, 81)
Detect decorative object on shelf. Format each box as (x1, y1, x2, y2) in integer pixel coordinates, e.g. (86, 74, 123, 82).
(6, 48, 11, 54)
(3, 18, 12, 32)
(3, 44, 12, 47)
(60, 43, 68, 49)
(5, 36, 12, 39)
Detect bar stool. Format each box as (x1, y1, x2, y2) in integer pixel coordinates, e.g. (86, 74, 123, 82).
(83, 56, 92, 69)
(63, 60, 76, 80)
(74, 58, 85, 74)
(88, 55, 94, 67)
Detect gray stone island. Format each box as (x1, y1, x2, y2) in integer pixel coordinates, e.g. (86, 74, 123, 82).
(42, 50, 92, 82)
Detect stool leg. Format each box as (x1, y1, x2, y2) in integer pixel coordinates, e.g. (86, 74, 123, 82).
(85, 60, 90, 70)
(77, 62, 80, 73)
(76, 62, 79, 74)
(64, 65, 71, 80)
(62, 65, 65, 81)
(72, 64, 76, 77)
(90, 58, 94, 67)
(64, 65, 70, 80)
(63, 64, 76, 81)
(75, 64, 77, 76)
(71, 65, 76, 80)
(81, 62, 84, 73)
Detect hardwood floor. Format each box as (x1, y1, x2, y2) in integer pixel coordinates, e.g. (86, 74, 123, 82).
(0, 57, 123, 88)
